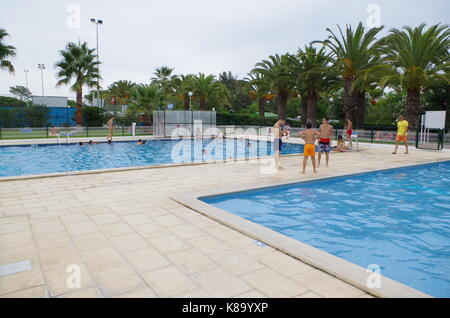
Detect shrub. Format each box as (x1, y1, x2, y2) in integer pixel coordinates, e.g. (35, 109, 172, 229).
(217, 112, 302, 127)
(0, 96, 27, 107)
(83, 106, 106, 127)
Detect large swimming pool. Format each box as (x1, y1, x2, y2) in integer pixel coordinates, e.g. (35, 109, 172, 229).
(0, 139, 304, 177)
(202, 161, 450, 297)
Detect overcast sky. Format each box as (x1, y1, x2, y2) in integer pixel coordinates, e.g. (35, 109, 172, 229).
(1, 0, 449, 99)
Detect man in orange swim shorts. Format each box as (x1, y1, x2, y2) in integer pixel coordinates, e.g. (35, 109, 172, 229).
(299, 122, 320, 174)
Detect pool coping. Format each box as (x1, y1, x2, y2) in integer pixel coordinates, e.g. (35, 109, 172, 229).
(171, 159, 450, 298)
(0, 152, 301, 182)
(0, 136, 307, 182)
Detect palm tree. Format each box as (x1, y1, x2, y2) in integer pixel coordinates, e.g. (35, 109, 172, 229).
(293, 45, 338, 125)
(252, 54, 295, 120)
(108, 80, 136, 106)
(128, 85, 165, 123)
(172, 74, 196, 110)
(192, 73, 229, 110)
(244, 73, 272, 117)
(151, 66, 174, 82)
(372, 23, 450, 127)
(318, 23, 384, 125)
(0, 28, 16, 73)
(55, 42, 100, 125)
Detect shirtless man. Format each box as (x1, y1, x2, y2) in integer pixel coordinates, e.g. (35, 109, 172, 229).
(107, 117, 114, 142)
(299, 122, 320, 173)
(318, 117, 333, 167)
(273, 119, 286, 169)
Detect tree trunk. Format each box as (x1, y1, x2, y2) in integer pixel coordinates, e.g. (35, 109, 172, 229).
(276, 88, 288, 120)
(183, 94, 190, 110)
(199, 97, 206, 111)
(258, 97, 265, 117)
(300, 97, 307, 125)
(355, 90, 367, 126)
(405, 89, 422, 128)
(76, 89, 83, 125)
(343, 77, 358, 125)
(305, 93, 318, 126)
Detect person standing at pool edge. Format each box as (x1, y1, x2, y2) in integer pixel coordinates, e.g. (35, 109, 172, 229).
(392, 115, 409, 154)
(107, 117, 114, 142)
(318, 117, 333, 167)
(299, 122, 320, 173)
(273, 119, 286, 169)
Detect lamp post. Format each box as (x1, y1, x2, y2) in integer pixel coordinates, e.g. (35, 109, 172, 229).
(38, 64, 45, 96)
(188, 91, 193, 111)
(24, 69, 29, 90)
(90, 18, 103, 107)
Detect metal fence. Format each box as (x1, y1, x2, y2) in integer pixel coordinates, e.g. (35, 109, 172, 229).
(0, 124, 448, 150)
(0, 126, 153, 140)
(153, 110, 217, 137)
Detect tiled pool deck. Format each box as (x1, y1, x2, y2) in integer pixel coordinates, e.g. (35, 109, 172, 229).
(0, 141, 449, 298)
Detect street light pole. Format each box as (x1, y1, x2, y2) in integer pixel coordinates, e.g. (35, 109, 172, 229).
(38, 64, 45, 96)
(90, 18, 103, 107)
(24, 69, 29, 90)
(188, 91, 193, 111)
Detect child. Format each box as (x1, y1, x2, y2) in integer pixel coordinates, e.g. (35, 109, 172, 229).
(299, 122, 320, 174)
(334, 135, 346, 152)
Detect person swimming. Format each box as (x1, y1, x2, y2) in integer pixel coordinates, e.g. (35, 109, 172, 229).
(88, 140, 96, 145)
(79, 141, 83, 146)
(137, 139, 145, 145)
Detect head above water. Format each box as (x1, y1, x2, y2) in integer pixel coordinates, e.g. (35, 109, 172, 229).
(79, 142, 83, 146)
(306, 122, 312, 129)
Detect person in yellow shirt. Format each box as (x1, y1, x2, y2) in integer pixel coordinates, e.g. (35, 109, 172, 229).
(392, 115, 409, 154)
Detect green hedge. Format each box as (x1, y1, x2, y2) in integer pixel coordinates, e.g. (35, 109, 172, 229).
(0, 96, 27, 107)
(217, 113, 303, 127)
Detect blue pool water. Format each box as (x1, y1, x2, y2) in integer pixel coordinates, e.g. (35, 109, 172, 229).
(202, 161, 450, 297)
(0, 139, 304, 177)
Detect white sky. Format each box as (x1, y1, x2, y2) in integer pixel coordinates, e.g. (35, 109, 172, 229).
(1, 0, 449, 100)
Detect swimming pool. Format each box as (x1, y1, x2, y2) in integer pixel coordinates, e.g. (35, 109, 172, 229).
(0, 139, 304, 177)
(202, 161, 450, 297)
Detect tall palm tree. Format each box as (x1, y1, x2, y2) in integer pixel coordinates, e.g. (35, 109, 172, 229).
(244, 73, 272, 117)
(107, 80, 136, 106)
(293, 45, 338, 125)
(317, 23, 384, 125)
(55, 42, 100, 125)
(192, 73, 229, 110)
(371, 23, 450, 127)
(128, 85, 165, 122)
(172, 74, 196, 110)
(0, 28, 16, 73)
(251, 54, 295, 120)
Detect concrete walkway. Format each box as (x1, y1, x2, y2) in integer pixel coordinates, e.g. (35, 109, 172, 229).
(0, 144, 448, 298)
